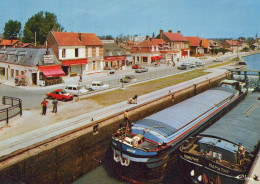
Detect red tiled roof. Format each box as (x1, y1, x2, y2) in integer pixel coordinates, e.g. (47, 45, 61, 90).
(0, 39, 20, 46)
(151, 38, 166, 45)
(201, 39, 209, 48)
(138, 40, 157, 47)
(164, 32, 187, 42)
(185, 37, 201, 47)
(51, 31, 102, 46)
(225, 40, 242, 46)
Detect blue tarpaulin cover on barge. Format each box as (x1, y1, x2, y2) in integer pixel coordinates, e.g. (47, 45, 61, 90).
(200, 92, 260, 152)
(133, 87, 237, 140)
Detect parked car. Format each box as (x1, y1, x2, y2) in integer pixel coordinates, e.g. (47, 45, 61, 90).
(86, 81, 110, 91)
(64, 85, 89, 96)
(120, 75, 137, 83)
(177, 63, 190, 70)
(46, 89, 74, 101)
(195, 61, 205, 67)
(135, 67, 148, 73)
(213, 58, 224, 62)
(132, 64, 141, 69)
(183, 62, 196, 68)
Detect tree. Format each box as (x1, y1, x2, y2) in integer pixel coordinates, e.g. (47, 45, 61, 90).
(3, 20, 21, 39)
(23, 11, 63, 45)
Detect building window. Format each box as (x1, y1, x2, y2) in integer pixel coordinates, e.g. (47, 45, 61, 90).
(75, 48, 78, 57)
(15, 70, 19, 76)
(88, 48, 92, 57)
(96, 47, 99, 56)
(62, 49, 66, 58)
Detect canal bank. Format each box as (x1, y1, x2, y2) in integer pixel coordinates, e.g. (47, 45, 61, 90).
(0, 69, 233, 184)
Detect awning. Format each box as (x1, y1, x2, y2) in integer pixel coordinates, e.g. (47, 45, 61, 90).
(104, 56, 126, 62)
(151, 56, 163, 60)
(38, 65, 65, 77)
(62, 59, 88, 66)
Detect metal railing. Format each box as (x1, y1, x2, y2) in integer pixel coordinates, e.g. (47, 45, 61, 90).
(0, 96, 22, 125)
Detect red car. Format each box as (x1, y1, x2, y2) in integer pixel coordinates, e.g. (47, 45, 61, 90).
(46, 89, 74, 101)
(132, 64, 141, 69)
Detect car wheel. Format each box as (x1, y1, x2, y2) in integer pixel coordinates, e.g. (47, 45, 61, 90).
(47, 96, 52, 99)
(88, 88, 93, 91)
(62, 98, 66, 102)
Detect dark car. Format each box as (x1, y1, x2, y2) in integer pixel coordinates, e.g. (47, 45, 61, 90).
(46, 89, 74, 101)
(132, 64, 141, 69)
(120, 75, 137, 83)
(135, 67, 148, 73)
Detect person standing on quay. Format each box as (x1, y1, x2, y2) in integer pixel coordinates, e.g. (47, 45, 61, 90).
(41, 98, 49, 115)
(52, 98, 58, 113)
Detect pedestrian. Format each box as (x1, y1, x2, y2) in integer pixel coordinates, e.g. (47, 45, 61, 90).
(52, 98, 58, 113)
(133, 95, 138, 104)
(41, 98, 49, 115)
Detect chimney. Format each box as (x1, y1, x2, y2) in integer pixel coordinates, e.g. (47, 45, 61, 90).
(160, 29, 164, 34)
(168, 30, 172, 33)
(78, 33, 82, 41)
(177, 30, 181, 33)
(146, 35, 150, 40)
(159, 29, 164, 39)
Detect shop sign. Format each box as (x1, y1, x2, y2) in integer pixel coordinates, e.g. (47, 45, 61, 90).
(44, 55, 54, 64)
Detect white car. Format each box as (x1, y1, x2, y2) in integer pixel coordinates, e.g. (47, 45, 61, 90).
(64, 85, 89, 96)
(213, 58, 224, 62)
(86, 81, 110, 91)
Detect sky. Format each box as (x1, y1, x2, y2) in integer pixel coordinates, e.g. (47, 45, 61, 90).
(1, 0, 260, 39)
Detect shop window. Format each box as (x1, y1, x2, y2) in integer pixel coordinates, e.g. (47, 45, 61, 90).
(75, 48, 78, 57)
(62, 49, 66, 58)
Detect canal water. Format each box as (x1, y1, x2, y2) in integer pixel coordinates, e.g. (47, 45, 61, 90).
(73, 53, 260, 184)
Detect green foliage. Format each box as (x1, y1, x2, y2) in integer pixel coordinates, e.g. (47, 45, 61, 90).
(212, 47, 229, 54)
(98, 35, 114, 40)
(3, 20, 21, 39)
(23, 11, 63, 45)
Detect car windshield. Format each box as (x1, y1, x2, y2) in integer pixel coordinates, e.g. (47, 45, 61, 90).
(60, 90, 67, 94)
(77, 86, 84, 90)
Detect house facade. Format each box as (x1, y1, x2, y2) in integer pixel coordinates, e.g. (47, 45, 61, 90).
(131, 38, 162, 65)
(222, 40, 243, 53)
(185, 36, 204, 56)
(0, 48, 64, 86)
(46, 31, 103, 76)
(102, 40, 126, 69)
(157, 30, 190, 61)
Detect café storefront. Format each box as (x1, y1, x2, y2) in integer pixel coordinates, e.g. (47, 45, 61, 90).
(104, 56, 126, 69)
(38, 65, 65, 86)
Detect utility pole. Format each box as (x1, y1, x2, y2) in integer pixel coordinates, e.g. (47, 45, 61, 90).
(35, 32, 37, 46)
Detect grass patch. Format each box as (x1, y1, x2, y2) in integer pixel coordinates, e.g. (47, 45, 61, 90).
(82, 69, 209, 106)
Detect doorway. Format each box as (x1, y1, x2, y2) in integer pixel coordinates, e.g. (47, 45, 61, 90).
(32, 73, 37, 85)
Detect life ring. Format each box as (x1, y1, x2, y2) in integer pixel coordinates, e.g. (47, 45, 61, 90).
(120, 156, 130, 166)
(113, 150, 120, 162)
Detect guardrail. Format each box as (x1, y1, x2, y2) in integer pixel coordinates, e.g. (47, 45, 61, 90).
(0, 96, 22, 125)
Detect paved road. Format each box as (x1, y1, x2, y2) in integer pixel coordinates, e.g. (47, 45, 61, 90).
(0, 52, 248, 110)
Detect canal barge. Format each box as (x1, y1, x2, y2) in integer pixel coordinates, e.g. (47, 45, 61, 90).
(111, 80, 246, 184)
(179, 92, 260, 184)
